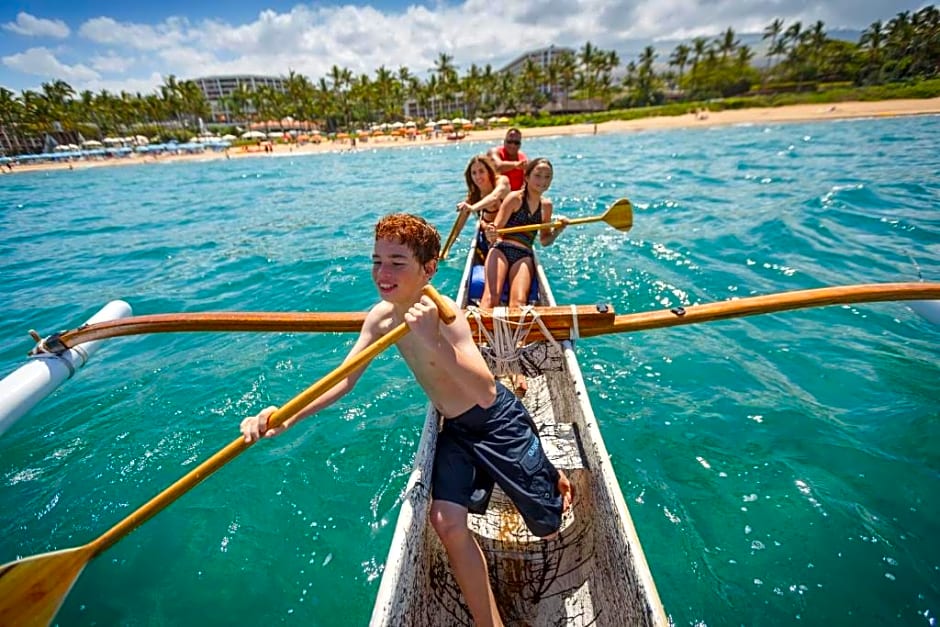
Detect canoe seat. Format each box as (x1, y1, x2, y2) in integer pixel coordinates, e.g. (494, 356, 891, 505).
(468, 264, 539, 305)
(539, 422, 585, 471)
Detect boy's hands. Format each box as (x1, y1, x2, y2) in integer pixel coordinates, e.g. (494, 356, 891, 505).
(404, 295, 441, 345)
(240, 405, 287, 442)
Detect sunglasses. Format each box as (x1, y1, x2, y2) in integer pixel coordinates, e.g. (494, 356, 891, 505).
(505, 139, 521, 145)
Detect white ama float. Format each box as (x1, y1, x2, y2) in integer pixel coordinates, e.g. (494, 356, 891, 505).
(0, 300, 132, 436)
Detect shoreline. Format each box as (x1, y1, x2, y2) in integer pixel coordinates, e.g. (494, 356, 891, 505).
(5, 97, 939, 176)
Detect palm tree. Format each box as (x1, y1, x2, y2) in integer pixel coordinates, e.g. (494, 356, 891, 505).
(718, 28, 739, 60)
(548, 50, 577, 111)
(763, 18, 784, 72)
(433, 52, 459, 117)
(669, 44, 691, 86)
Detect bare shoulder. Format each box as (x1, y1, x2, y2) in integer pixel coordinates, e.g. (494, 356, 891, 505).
(365, 300, 396, 333)
(505, 189, 523, 205)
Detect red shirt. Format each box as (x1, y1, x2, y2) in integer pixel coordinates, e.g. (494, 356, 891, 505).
(497, 146, 528, 191)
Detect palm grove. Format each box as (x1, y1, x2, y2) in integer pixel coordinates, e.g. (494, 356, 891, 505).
(0, 7, 937, 154)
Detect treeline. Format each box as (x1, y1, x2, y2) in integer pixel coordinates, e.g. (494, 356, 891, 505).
(0, 5, 937, 149)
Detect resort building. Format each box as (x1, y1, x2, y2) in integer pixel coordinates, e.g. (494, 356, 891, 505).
(189, 75, 288, 122)
(499, 45, 576, 104)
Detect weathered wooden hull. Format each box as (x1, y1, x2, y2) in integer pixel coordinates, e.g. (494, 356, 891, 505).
(371, 240, 668, 626)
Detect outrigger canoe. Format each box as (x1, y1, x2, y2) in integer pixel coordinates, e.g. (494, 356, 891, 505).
(370, 234, 669, 625)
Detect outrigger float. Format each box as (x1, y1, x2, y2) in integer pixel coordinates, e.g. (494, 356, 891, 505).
(1, 200, 939, 625)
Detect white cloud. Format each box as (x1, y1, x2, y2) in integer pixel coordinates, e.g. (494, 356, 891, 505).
(78, 16, 188, 51)
(90, 52, 136, 74)
(3, 12, 70, 38)
(2, 47, 99, 82)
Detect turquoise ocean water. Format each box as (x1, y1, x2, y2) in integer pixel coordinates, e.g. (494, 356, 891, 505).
(1, 115, 938, 626)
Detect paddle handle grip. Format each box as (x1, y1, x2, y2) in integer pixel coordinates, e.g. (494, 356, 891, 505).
(422, 284, 457, 323)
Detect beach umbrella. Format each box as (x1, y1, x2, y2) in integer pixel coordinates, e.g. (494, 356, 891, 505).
(404, 121, 416, 128)
(390, 121, 405, 129)
(487, 116, 499, 124)
(472, 117, 485, 126)
(241, 130, 266, 139)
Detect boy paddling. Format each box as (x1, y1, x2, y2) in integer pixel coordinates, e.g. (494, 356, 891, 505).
(241, 213, 572, 626)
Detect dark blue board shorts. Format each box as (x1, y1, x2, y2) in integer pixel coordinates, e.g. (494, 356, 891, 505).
(432, 381, 563, 537)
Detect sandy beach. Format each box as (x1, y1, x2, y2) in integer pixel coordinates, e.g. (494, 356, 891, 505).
(5, 97, 940, 175)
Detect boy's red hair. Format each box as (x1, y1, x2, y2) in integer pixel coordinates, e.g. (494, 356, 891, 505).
(375, 214, 441, 265)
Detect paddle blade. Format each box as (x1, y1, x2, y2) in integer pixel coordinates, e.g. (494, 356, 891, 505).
(604, 197, 633, 232)
(0, 545, 93, 626)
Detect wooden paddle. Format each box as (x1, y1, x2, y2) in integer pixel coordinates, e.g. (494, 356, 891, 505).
(439, 206, 473, 260)
(0, 285, 456, 627)
(496, 197, 633, 235)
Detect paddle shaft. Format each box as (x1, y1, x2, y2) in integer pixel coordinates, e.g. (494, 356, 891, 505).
(495, 197, 632, 235)
(439, 209, 472, 260)
(87, 285, 454, 557)
(497, 215, 595, 235)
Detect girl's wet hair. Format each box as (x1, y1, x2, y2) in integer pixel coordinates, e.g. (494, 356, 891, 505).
(375, 213, 441, 265)
(464, 154, 496, 204)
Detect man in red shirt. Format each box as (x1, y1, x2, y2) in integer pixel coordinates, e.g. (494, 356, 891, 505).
(487, 128, 527, 191)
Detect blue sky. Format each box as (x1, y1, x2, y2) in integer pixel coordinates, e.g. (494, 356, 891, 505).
(0, 1, 927, 95)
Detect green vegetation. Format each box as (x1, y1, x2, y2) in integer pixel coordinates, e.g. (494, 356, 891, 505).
(0, 6, 937, 154)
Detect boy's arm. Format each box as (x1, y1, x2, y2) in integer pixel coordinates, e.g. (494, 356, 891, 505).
(240, 305, 387, 441)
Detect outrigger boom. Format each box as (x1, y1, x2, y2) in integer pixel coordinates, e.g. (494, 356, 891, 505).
(24, 283, 940, 353)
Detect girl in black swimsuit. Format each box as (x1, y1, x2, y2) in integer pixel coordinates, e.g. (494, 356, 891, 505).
(481, 158, 568, 396)
(480, 158, 567, 310)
